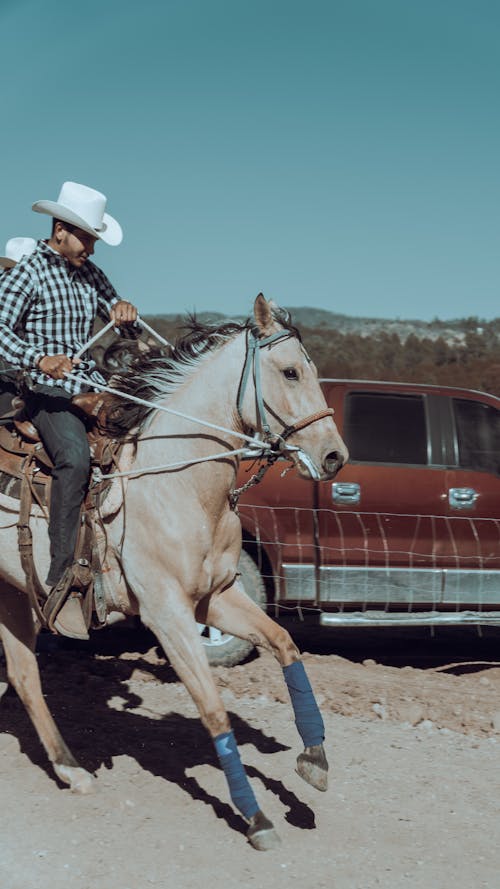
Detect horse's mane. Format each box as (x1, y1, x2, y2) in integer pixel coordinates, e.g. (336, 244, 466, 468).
(99, 308, 301, 441)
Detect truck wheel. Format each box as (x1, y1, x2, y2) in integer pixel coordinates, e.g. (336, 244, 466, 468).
(197, 549, 266, 667)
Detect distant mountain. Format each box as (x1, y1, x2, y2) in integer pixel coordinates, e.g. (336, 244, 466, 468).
(145, 307, 500, 344)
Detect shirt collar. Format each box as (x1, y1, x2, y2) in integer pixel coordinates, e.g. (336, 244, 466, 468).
(38, 240, 86, 279)
(38, 239, 67, 264)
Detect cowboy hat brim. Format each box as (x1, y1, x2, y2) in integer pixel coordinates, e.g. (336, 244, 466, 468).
(32, 200, 123, 246)
(0, 257, 16, 269)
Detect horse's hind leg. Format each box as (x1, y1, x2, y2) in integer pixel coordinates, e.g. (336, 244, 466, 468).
(0, 583, 94, 793)
(197, 579, 328, 792)
(140, 597, 280, 850)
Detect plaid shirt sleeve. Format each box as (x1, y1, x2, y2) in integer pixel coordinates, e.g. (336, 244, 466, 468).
(0, 261, 41, 369)
(87, 262, 139, 340)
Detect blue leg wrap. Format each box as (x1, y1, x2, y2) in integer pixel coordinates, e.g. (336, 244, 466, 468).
(283, 660, 325, 747)
(214, 730, 259, 820)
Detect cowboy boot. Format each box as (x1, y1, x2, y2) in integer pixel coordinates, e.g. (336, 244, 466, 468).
(44, 560, 91, 641)
(53, 592, 89, 640)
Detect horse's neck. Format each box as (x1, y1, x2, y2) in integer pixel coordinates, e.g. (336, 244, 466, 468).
(176, 338, 242, 431)
(138, 333, 245, 462)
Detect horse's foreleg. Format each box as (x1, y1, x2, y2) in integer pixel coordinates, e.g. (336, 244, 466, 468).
(198, 580, 328, 791)
(0, 584, 94, 793)
(139, 597, 280, 850)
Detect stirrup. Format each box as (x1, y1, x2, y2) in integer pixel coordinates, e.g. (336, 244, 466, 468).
(53, 595, 89, 641)
(43, 559, 93, 634)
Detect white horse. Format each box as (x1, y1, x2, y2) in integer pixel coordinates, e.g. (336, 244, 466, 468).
(0, 294, 348, 850)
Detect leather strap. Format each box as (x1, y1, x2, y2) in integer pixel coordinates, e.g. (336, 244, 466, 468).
(5, 414, 121, 635)
(280, 408, 335, 441)
(17, 456, 49, 629)
(43, 513, 95, 633)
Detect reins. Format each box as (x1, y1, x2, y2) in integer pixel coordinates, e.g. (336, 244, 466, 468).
(66, 373, 276, 449)
(63, 320, 334, 483)
(73, 315, 172, 360)
(65, 371, 283, 482)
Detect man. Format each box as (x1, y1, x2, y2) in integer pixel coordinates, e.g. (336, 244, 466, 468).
(0, 181, 138, 639)
(0, 238, 37, 415)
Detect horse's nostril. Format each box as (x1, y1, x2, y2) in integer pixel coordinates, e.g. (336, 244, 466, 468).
(323, 451, 343, 474)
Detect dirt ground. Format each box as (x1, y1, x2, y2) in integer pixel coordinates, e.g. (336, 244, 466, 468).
(1, 623, 500, 889)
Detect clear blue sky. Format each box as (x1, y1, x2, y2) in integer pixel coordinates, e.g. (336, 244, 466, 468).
(2, 0, 499, 321)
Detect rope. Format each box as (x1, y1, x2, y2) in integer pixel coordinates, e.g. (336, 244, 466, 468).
(66, 327, 306, 480)
(65, 372, 282, 449)
(74, 319, 116, 359)
(99, 447, 251, 480)
(66, 372, 284, 480)
(138, 318, 172, 348)
(74, 315, 172, 361)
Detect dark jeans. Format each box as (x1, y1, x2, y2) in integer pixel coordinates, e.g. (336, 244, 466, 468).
(25, 385, 91, 586)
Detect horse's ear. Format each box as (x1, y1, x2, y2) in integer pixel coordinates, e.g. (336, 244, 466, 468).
(253, 293, 275, 336)
(265, 297, 291, 328)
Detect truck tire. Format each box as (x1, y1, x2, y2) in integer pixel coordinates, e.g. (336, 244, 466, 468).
(197, 549, 266, 667)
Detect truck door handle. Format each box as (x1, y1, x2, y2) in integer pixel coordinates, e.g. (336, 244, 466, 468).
(448, 487, 477, 509)
(332, 482, 360, 504)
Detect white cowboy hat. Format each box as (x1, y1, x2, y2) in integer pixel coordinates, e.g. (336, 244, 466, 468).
(0, 236, 37, 269)
(32, 181, 123, 246)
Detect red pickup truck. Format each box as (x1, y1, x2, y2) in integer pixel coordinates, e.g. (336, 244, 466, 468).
(199, 379, 500, 665)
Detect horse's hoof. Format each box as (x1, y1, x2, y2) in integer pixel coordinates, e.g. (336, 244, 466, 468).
(247, 810, 281, 851)
(54, 763, 95, 794)
(296, 744, 329, 792)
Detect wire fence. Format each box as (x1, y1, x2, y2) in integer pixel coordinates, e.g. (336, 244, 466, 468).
(238, 503, 500, 621)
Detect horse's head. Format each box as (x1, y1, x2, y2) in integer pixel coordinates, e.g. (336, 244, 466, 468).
(239, 294, 348, 481)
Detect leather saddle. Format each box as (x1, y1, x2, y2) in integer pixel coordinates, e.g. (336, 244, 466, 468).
(0, 391, 122, 635)
(0, 391, 118, 505)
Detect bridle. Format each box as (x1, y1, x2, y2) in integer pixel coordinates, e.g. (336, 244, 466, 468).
(236, 327, 334, 451)
(64, 324, 335, 488)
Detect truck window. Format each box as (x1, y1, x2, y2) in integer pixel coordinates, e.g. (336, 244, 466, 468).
(453, 398, 500, 474)
(345, 392, 428, 464)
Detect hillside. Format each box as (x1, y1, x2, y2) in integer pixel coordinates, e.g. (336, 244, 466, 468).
(147, 307, 500, 346)
(95, 308, 500, 397)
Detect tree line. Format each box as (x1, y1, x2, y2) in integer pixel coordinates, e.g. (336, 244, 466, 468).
(300, 327, 500, 397)
(139, 314, 500, 398)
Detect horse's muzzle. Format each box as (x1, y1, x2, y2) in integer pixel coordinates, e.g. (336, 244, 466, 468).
(291, 448, 346, 481)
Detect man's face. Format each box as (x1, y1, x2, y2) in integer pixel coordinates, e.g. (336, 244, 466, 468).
(54, 224, 98, 268)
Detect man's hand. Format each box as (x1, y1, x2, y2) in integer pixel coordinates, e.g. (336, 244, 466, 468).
(110, 300, 138, 326)
(38, 354, 78, 380)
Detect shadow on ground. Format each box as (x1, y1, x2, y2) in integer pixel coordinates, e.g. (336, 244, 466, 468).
(32, 616, 500, 674)
(0, 642, 316, 838)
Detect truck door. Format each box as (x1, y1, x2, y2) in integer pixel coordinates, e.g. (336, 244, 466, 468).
(315, 389, 450, 609)
(442, 395, 500, 606)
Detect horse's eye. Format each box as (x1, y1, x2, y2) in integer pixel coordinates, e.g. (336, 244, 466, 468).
(283, 367, 299, 381)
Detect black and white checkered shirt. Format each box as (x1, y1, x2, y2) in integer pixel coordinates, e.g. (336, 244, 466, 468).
(0, 240, 122, 395)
